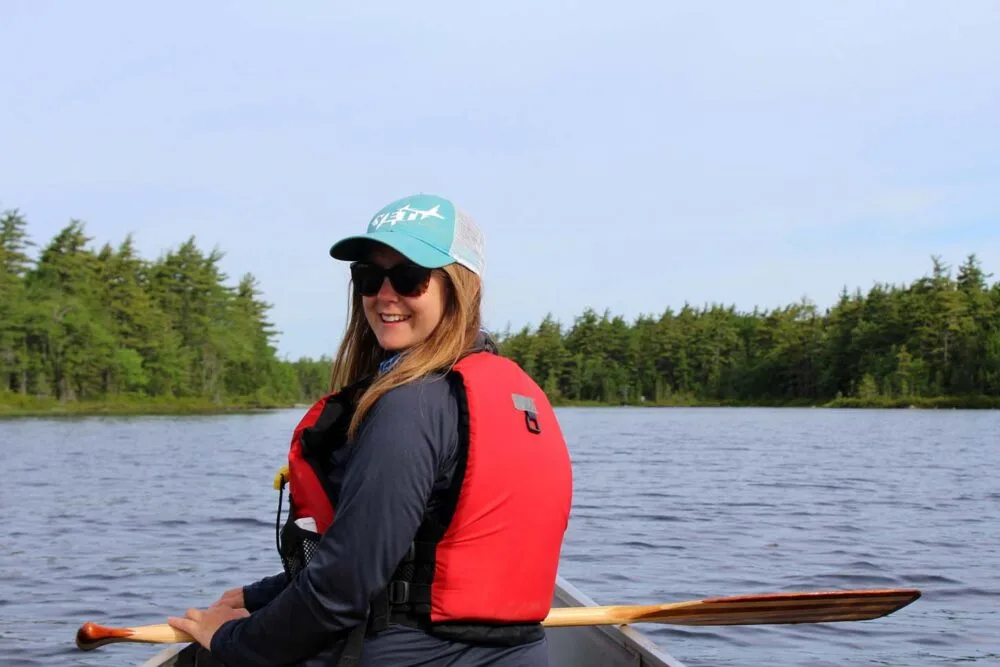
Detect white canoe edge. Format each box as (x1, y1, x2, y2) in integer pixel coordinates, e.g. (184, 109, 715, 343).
(138, 646, 182, 667)
(138, 575, 688, 667)
(547, 575, 688, 667)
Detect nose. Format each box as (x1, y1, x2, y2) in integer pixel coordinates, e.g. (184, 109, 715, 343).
(375, 276, 399, 300)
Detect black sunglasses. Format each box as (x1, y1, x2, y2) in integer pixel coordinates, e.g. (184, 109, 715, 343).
(350, 261, 433, 297)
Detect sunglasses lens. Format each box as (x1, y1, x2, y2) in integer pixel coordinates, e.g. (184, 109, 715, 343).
(388, 265, 432, 297)
(351, 263, 432, 297)
(351, 264, 385, 296)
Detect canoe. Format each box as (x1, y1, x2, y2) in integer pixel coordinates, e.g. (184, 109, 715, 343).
(137, 575, 687, 666)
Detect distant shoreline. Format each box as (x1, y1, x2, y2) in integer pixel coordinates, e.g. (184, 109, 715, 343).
(0, 396, 302, 419)
(552, 395, 1000, 410)
(2, 394, 997, 418)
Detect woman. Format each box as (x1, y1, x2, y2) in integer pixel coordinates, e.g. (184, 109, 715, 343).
(169, 193, 574, 666)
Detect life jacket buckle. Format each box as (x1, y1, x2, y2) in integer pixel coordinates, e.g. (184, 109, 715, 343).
(524, 410, 541, 434)
(389, 580, 411, 604)
(512, 394, 542, 434)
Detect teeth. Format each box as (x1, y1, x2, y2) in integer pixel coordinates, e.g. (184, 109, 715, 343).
(381, 314, 410, 323)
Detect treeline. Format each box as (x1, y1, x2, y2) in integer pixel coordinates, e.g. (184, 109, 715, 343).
(497, 255, 1000, 407)
(3, 205, 998, 412)
(0, 207, 328, 408)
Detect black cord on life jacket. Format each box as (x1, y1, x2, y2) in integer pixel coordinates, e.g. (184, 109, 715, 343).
(274, 479, 285, 580)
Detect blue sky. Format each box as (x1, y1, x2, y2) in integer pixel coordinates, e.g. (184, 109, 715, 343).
(2, 1, 998, 360)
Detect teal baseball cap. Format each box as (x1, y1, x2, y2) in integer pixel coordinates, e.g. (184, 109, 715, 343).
(329, 193, 486, 276)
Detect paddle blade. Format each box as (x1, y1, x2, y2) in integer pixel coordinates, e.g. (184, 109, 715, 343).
(543, 588, 921, 627)
(76, 622, 193, 651)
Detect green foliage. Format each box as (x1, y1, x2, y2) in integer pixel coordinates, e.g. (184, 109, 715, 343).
(496, 254, 1000, 408)
(0, 205, 328, 411)
(856, 373, 880, 400)
(3, 202, 997, 415)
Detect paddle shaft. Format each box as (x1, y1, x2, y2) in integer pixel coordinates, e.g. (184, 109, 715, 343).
(119, 624, 192, 644)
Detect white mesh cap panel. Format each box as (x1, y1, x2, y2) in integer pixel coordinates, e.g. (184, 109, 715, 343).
(450, 207, 486, 275)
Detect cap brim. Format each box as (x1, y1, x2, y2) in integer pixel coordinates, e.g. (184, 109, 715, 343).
(329, 231, 454, 269)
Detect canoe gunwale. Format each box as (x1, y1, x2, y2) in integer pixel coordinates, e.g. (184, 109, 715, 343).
(138, 646, 182, 667)
(550, 575, 688, 667)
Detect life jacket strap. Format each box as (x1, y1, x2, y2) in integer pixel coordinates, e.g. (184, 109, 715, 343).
(334, 614, 369, 667)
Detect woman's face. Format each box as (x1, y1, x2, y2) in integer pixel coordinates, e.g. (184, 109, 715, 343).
(361, 245, 449, 351)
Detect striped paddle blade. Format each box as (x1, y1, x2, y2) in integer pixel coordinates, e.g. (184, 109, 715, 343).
(542, 588, 921, 627)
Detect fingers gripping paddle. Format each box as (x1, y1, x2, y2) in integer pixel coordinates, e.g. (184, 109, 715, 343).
(75, 587, 920, 650)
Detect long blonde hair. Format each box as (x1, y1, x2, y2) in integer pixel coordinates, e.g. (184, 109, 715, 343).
(329, 263, 482, 439)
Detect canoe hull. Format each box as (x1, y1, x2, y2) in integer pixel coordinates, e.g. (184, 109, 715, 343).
(139, 576, 686, 667)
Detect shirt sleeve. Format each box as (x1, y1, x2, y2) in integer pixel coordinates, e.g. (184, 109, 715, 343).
(242, 573, 288, 613)
(210, 376, 459, 666)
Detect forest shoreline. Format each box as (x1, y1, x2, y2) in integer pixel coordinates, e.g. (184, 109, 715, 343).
(0, 394, 300, 418)
(3, 208, 999, 415)
(554, 395, 1000, 409)
(3, 393, 997, 418)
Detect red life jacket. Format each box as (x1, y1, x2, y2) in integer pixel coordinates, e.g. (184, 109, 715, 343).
(275, 350, 573, 640)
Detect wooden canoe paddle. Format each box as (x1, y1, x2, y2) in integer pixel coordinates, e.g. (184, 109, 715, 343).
(76, 587, 920, 650)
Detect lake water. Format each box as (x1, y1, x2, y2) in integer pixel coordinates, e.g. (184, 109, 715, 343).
(1, 407, 998, 666)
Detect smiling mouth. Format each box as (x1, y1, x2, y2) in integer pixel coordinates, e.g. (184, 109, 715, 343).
(380, 314, 411, 323)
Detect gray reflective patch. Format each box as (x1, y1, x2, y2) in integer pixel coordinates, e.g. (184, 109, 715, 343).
(512, 394, 537, 413)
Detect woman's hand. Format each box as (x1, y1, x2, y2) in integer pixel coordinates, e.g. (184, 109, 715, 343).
(210, 586, 245, 610)
(167, 605, 249, 650)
